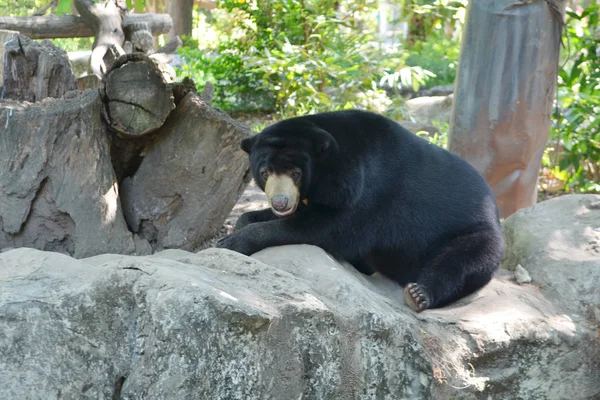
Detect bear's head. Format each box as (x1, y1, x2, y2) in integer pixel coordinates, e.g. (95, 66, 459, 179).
(240, 118, 338, 217)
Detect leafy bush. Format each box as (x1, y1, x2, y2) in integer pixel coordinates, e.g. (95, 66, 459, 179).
(176, 0, 428, 116)
(544, 2, 600, 193)
(404, 30, 460, 88)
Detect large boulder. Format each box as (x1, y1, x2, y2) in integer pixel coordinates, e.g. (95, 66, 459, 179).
(404, 94, 453, 126)
(1, 193, 598, 399)
(501, 194, 600, 321)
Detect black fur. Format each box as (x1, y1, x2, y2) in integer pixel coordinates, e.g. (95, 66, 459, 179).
(216, 110, 504, 311)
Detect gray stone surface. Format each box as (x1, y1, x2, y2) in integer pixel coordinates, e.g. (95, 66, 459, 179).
(0, 90, 139, 258)
(120, 92, 251, 253)
(1, 200, 598, 400)
(404, 94, 453, 126)
(502, 194, 600, 321)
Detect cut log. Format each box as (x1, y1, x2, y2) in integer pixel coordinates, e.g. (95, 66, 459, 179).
(101, 53, 175, 137)
(0, 90, 146, 258)
(0, 14, 172, 40)
(2, 35, 77, 102)
(119, 90, 252, 252)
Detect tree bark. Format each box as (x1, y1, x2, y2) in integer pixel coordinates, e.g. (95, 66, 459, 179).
(166, 0, 194, 41)
(2, 35, 77, 102)
(0, 14, 172, 40)
(448, 0, 566, 219)
(101, 53, 175, 138)
(0, 91, 142, 258)
(119, 90, 251, 252)
(74, 0, 127, 78)
(0, 36, 251, 257)
(0, 29, 18, 91)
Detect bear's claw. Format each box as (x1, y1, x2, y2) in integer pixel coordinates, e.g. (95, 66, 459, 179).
(403, 283, 430, 313)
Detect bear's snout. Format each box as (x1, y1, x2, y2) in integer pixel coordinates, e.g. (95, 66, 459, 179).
(271, 195, 290, 212)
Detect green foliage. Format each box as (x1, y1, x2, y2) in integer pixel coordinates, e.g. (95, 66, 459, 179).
(404, 29, 460, 88)
(176, 0, 427, 116)
(56, 0, 71, 15)
(545, 2, 600, 193)
(0, 0, 46, 16)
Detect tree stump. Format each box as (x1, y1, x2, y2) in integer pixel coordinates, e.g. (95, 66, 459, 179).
(101, 53, 175, 137)
(119, 90, 252, 252)
(2, 35, 77, 102)
(1, 32, 250, 257)
(0, 91, 144, 258)
(0, 29, 18, 90)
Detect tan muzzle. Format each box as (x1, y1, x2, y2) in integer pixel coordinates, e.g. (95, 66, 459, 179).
(265, 174, 300, 217)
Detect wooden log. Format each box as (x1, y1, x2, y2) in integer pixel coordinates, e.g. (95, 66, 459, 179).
(101, 53, 175, 137)
(3, 35, 77, 102)
(0, 14, 172, 40)
(0, 29, 19, 90)
(119, 89, 252, 252)
(74, 0, 125, 77)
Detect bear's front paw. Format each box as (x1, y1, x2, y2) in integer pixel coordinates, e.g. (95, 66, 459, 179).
(233, 213, 253, 232)
(215, 232, 255, 256)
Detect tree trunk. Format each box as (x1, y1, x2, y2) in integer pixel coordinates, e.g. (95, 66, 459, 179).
(448, 0, 566, 219)
(2, 35, 77, 102)
(167, 0, 194, 40)
(74, 0, 126, 77)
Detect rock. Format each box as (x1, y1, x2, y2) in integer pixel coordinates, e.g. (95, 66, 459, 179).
(0, 90, 140, 258)
(120, 91, 251, 253)
(514, 263, 532, 284)
(502, 194, 600, 321)
(399, 121, 441, 137)
(2, 35, 77, 102)
(429, 85, 455, 97)
(1, 239, 597, 398)
(405, 94, 454, 126)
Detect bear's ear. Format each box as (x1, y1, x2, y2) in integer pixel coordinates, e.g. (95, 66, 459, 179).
(312, 128, 338, 158)
(240, 136, 255, 154)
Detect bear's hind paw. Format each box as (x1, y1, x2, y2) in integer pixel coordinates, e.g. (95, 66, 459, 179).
(403, 283, 430, 313)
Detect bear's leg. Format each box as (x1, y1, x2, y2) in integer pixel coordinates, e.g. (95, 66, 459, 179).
(216, 210, 343, 256)
(403, 226, 503, 313)
(234, 208, 278, 232)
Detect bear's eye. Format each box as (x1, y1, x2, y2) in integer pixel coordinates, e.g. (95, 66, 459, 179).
(260, 170, 269, 182)
(290, 171, 302, 182)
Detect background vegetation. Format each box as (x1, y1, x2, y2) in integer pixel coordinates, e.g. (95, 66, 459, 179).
(2, 0, 598, 194)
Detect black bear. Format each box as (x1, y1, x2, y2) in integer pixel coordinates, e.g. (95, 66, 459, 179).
(216, 110, 504, 312)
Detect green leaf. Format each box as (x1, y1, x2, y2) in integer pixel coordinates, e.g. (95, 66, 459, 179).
(56, 0, 72, 15)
